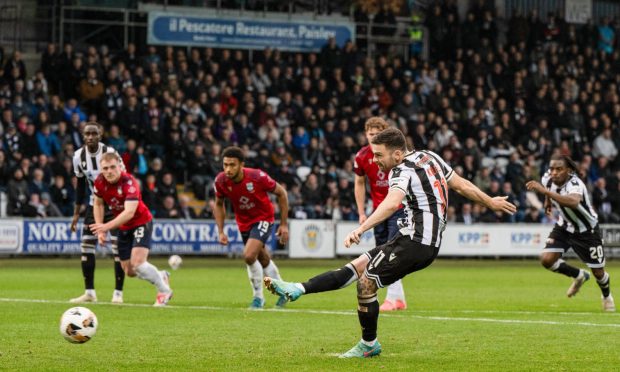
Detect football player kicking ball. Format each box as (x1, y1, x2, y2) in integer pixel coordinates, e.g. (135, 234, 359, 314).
(90, 153, 173, 306)
(214, 146, 290, 309)
(355, 117, 407, 311)
(526, 154, 615, 312)
(265, 128, 516, 358)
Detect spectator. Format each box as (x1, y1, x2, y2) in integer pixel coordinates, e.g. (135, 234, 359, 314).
(7, 168, 29, 215)
(49, 174, 74, 216)
(36, 124, 61, 157)
(592, 128, 618, 161)
(177, 195, 197, 219)
(40, 192, 63, 217)
(157, 195, 180, 219)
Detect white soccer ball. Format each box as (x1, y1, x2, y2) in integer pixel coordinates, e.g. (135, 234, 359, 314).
(59, 307, 98, 344)
(168, 255, 183, 270)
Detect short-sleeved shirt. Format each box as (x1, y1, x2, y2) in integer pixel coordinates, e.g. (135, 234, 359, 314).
(93, 172, 152, 230)
(214, 168, 277, 232)
(73, 142, 123, 206)
(389, 150, 454, 248)
(541, 171, 598, 233)
(354, 145, 390, 209)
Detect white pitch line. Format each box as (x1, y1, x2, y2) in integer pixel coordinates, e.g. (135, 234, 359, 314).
(0, 297, 618, 328)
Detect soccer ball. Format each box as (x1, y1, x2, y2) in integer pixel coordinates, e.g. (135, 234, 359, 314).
(59, 307, 98, 344)
(168, 255, 183, 270)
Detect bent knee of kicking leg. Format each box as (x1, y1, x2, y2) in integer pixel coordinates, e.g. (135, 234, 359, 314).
(540, 253, 558, 269)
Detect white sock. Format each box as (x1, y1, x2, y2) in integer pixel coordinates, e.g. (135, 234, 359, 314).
(113, 289, 123, 297)
(135, 262, 170, 293)
(263, 260, 281, 280)
(246, 261, 264, 299)
(86, 289, 96, 297)
(361, 338, 377, 346)
(294, 283, 306, 293)
(386, 279, 405, 301)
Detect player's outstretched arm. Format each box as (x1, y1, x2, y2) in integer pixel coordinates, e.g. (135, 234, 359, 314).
(91, 195, 106, 244)
(525, 180, 581, 209)
(345, 188, 404, 248)
(91, 200, 138, 235)
(213, 195, 228, 245)
(448, 173, 517, 214)
(272, 183, 289, 244)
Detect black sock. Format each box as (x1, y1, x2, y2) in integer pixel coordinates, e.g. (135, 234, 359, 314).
(358, 300, 380, 342)
(597, 273, 611, 298)
(81, 253, 96, 290)
(114, 256, 125, 291)
(302, 264, 357, 294)
(553, 262, 580, 278)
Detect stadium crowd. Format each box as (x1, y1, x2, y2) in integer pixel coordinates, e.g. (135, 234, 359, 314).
(1, 1, 620, 223)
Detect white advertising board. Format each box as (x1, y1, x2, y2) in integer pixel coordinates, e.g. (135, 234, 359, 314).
(289, 220, 335, 258)
(438, 224, 549, 256)
(335, 222, 376, 256)
(0, 219, 22, 253)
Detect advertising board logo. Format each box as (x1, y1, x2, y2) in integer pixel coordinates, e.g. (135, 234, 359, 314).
(302, 224, 322, 251)
(458, 232, 489, 245)
(511, 232, 541, 247)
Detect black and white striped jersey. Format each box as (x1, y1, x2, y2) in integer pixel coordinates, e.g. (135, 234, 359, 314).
(541, 171, 598, 233)
(72, 142, 123, 206)
(389, 150, 454, 247)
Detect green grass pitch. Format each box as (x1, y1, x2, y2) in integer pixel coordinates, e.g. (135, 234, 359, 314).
(0, 257, 618, 371)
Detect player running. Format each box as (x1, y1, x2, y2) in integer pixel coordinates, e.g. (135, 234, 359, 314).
(89, 153, 173, 306)
(355, 117, 407, 311)
(265, 128, 516, 357)
(526, 154, 615, 312)
(214, 146, 290, 309)
(69, 122, 125, 304)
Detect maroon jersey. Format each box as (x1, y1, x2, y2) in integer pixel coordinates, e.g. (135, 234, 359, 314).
(354, 145, 390, 209)
(214, 168, 277, 232)
(93, 172, 152, 230)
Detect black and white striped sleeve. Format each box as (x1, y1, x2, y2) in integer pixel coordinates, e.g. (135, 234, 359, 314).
(388, 166, 410, 195)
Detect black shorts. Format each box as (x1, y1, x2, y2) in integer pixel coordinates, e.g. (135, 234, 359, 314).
(544, 225, 606, 268)
(117, 221, 153, 261)
(240, 221, 274, 245)
(364, 234, 439, 288)
(82, 205, 117, 240)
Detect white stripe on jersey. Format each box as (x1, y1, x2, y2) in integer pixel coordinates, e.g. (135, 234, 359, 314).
(389, 150, 453, 247)
(541, 171, 598, 233)
(72, 142, 123, 206)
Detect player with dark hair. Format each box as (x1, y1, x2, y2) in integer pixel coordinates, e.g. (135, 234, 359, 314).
(265, 128, 516, 357)
(214, 146, 290, 309)
(354, 117, 407, 311)
(526, 154, 615, 311)
(69, 122, 125, 304)
(90, 153, 173, 306)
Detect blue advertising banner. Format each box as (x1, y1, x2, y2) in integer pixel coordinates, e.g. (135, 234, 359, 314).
(20, 219, 276, 255)
(147, 11, 355, 52)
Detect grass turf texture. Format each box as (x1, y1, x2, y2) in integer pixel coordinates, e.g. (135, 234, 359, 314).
(0, 258, 619, 371)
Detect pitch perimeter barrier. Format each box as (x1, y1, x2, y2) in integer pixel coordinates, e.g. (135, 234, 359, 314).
(1, 218, 619, 258)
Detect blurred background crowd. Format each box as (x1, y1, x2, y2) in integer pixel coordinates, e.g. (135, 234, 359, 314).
(1, 0, 620, 224)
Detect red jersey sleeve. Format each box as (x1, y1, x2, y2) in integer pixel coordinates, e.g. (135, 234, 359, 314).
(214, 173, 226, 198)
(257, 169, 277, 192)
(353, 151, 365, 176)
(122, 175, 140, 200)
